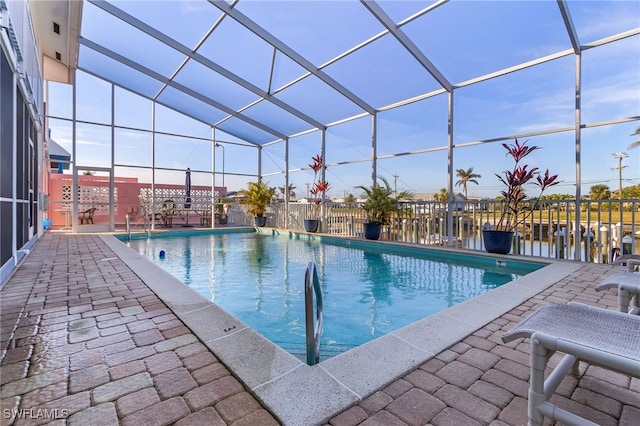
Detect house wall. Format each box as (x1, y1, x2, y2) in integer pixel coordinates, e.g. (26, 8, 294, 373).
(47, 174, 222, 228)
(0, 3, 44, 286)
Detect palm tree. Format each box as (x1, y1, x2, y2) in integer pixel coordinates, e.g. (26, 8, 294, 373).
(629, 125, 640, 150)
(278, 184, 296, 201)
(589, 184, 611, 200)
(433, 188, 448, 202)
(455, 167, 481, 198)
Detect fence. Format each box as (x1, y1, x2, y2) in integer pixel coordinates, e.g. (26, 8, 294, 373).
(272, 199, 639, 263)
(47, 177, 638, 264)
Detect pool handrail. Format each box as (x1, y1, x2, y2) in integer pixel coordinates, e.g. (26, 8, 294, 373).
(305, 262, 323, 365)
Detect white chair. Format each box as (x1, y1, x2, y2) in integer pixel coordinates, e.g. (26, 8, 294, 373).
(502, 303, 640, 426)
(595, 259, 640, 314)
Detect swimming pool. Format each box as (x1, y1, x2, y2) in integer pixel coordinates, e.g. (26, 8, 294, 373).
(124, 231, 542, 360)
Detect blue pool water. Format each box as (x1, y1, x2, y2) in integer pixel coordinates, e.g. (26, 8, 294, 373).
(124, 231, 542, 359)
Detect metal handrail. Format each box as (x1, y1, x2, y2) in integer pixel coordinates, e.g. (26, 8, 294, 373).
(305, 262, 323, 365)
(125, 214, 131, 241)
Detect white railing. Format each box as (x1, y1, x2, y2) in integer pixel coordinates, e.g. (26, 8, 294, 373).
(272, 199, 639, 263)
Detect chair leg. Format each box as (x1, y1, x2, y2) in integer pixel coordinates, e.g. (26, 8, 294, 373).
(529, 336, 547, 426)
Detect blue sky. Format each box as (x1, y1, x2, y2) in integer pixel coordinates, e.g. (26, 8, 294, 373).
(46, 0, 639, 199)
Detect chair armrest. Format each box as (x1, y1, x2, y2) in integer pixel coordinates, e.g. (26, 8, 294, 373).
(595, 272, 640, 292)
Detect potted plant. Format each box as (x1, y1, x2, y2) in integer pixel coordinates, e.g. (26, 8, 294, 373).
(238, 181, 276, 227)
(305, 154, 330, 233)
(484, 139, 559, 254)
(356, 177, 413, 240)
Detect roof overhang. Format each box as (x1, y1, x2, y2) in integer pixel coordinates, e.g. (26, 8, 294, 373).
(29, 0, 82, 84)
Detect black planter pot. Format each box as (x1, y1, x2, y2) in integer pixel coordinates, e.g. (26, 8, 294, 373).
(364, 222, 382, 240)
(304, 219, 319, 233)
(254, 216, 267, 227)
(482, 230, 514, 254)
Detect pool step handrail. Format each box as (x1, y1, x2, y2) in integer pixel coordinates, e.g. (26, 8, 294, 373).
(125, 214, 131, 241)
(305, 262, 323, 365)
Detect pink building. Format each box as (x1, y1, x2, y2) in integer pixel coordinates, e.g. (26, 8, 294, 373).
(47, 174, 224, 229)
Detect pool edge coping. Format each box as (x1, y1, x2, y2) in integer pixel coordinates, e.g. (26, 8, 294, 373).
(100, 232, 583, 426)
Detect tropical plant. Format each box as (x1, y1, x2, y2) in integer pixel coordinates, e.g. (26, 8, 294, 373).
(237, 181, 276, 217)
(307, 154, 330, 220)
(589, 184, 611, 200)
(433, 188, 448, 202)
(622, 184, 640, 198)
(455, 167, 481, 198)
(278, 184, 296, 201)
(356, 176, 413, 224)
(493, 139, 559, 232)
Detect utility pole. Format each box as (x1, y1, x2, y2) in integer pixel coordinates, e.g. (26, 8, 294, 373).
(305, 182, 310, 201)
(611, 152, 628, 199)
(393, 173, 399, 197)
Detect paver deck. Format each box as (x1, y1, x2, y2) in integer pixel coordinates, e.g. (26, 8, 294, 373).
(1, 233, 639, 425)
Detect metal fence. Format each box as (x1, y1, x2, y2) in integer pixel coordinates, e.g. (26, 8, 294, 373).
(270, 199, 639, 263)
(60, 188, 638, 263)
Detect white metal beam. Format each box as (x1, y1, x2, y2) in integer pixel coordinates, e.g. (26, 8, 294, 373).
(78, 37, 288, 141)
(87, 0, 325, 131)
(557, 0, 580, 54)
(208, 0, 376, 115)
(360, 0, 453, 92)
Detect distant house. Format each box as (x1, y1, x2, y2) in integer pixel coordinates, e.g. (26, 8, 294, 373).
(451, 193, 467, 211)
(412, 192, 469, 210)
(48, 138, 71, 174)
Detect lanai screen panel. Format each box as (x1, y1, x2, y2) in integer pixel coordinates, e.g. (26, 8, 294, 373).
(402, 1, 572, 84)
(69, 0, 638, 201)
(76, 0, 638, 146)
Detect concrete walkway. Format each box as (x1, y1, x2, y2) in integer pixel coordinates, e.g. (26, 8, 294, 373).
(1, 233, 638, 425)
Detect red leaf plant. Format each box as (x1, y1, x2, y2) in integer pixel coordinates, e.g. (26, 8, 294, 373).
(494, 139, 559, 232)
(308, 154, 330, 220)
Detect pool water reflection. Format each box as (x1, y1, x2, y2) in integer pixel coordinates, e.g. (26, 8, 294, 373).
(126, 232, 542, 359)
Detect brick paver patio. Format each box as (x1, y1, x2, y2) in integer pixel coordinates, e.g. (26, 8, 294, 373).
(1, 233, 639, 425)
(0, 234, 277, 426)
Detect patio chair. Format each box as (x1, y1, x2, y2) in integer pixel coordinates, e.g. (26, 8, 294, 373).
(78, 207, 96, 224)
(612, 254, 640, 269)
(595, 259, 640, 314)
(502, 303, 640, 426)
(160, 199, 176, 228)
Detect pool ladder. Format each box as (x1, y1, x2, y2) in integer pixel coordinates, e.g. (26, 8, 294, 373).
(305, 262, 323, 365)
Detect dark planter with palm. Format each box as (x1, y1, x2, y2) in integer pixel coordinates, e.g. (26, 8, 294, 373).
(238, 181, 276, 228)
(356, 177, 412, 240)
(363, 222, 382, 240)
